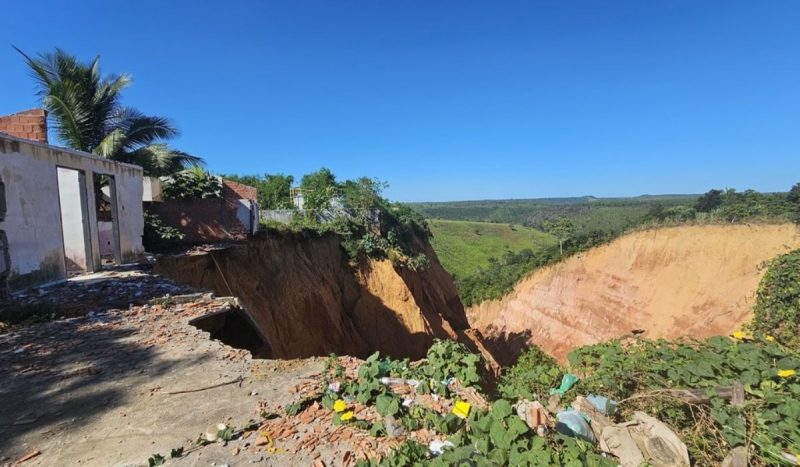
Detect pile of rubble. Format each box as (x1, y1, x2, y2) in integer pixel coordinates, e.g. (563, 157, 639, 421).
(233, 356, 475, 465)
(2, 267, 195, 319)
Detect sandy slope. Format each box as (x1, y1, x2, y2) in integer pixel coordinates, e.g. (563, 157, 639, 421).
(469, 224, 800, 361)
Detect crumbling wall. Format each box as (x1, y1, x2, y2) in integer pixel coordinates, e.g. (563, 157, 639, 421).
(0, 133, 144, 291)
(148, 198, 252, 242)
(148, 179, 258, 242)
(0, 109, 48, 144)
(154, 231, 472, 360)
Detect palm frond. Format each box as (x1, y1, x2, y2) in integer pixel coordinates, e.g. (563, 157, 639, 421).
(116, 144, 203, 177)
(94, 128, 127, 158)
(107, 107, 179, 150)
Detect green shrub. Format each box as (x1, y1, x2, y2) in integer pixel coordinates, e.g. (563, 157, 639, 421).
(143, 212, 185, 251)
(498, 344, 561, 401)
(752, 249, 800, 348)
(161, 168, 222, 199)
(568, 336, 800, 464)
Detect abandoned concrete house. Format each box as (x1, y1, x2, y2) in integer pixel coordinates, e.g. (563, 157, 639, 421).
(0, 110, 144, 295)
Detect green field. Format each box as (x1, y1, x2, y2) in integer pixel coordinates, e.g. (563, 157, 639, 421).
(411, 195, 698, 236)
(428, 219, 557, 279)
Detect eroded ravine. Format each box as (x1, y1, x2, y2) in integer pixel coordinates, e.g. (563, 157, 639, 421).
(469, 224, 800, 362)
(155, 231, 494, 362)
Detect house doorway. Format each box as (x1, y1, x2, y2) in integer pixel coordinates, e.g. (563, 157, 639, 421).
(93, 173, 122, 267)
(56, 167, 93, 276)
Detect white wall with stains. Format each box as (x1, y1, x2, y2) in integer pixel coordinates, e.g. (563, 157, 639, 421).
(0, 133, 144, 292)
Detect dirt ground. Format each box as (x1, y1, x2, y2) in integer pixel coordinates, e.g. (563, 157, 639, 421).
(0, 268, 377, 467)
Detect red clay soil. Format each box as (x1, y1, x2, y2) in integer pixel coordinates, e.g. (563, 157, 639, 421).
(469, 224, 800, 362)
(154, 231, 495, 363)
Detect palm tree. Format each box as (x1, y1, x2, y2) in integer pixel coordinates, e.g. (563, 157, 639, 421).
(15, 47, 203, 176)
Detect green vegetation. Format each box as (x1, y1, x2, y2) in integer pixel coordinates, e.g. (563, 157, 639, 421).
(565, 336, 800, 465)
(299, 167, 340, 214)
(542, 218, 575, 256)
(752, 249, 800, 348)
(491, 265, 800, 466)
(142, 212, 185, 251)
(16, 47, 202, 176)
(262, 168, 431, 270)
(413, 195, 695, 305)
(418, 185, 800, 306)
(497, 344, 561, 402)
(410, 195, 696, 236)
(427, 220, 556, 279)
(161, 168, 222, 199)
(223, 173, 295, 209)
(456, 229, 615, 307)
(312, 340, 613, 466)
(645, 186, 800, 224)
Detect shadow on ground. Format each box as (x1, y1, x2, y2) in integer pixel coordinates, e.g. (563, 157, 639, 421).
(0, 313, 197, 457)
(482, 329, 536, 367)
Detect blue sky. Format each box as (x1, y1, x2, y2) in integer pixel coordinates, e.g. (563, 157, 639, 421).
(2, 1, 799, 201)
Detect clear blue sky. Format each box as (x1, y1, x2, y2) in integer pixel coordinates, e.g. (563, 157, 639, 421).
(2, 1, 798, 201)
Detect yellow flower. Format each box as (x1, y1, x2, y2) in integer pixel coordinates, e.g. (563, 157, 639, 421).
(766, 335, 775, 342)
(339, 411, 354, 422)
(777, 369, 796, 378)
(730, 330, 752, 341)
(333, 399, 347, 413)
(452, 400, 471, 419)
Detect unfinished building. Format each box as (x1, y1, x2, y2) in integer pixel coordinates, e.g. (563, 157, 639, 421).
(0, 132, 144, 294)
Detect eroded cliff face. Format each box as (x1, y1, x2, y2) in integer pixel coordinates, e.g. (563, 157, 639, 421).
(154, 231, 473, 360)
(469, 224, 800, 362)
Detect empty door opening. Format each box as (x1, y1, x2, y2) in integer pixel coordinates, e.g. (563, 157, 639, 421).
(93, 173, 121, 267)
(56, 167, 92, 276)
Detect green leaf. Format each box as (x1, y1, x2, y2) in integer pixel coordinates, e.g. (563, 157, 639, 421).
(491, 400, 513, 419)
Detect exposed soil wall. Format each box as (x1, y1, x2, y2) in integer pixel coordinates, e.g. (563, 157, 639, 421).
(469, 224, 800, 362)
(154, 231, 473, 360)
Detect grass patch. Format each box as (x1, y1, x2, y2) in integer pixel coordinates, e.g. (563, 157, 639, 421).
(428, 219, 556, 279)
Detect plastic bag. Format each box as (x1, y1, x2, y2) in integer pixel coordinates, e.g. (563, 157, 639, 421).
(555, 409, 596, 443)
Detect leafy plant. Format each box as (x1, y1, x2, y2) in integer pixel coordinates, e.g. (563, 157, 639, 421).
(498, 343, 561, 401)
(143, 211, 185, 250)
(416, 340, 482, 394)
(147, 454, 165, 466)
(752, 249, 800, 348)
(567, 336, 800, 464)
(161, 168, 222, 199)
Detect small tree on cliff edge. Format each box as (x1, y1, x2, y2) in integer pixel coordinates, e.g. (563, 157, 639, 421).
(543, 217, 575, 256)
(16, 47, 203, 176)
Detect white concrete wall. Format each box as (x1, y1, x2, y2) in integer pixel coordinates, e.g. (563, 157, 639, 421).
(142, 176, 163, 202)
(57, 168, 90, 271)
(0, 134, 144, 291)
(235, 199, 253, 234)
(98, 221, 115, 257)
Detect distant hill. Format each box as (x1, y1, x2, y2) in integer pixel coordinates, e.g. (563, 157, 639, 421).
(410, 194, 698, 235)
(428, 219, 556, 279)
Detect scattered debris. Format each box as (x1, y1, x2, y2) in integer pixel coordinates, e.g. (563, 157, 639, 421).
(428, 440, 455, 455)
(555, 408, 596, 442)
(549, 373, 579, 396)
(163, 375, 244, 395)
(12, 450, 40, 464)
(514, 399, 548, 434)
